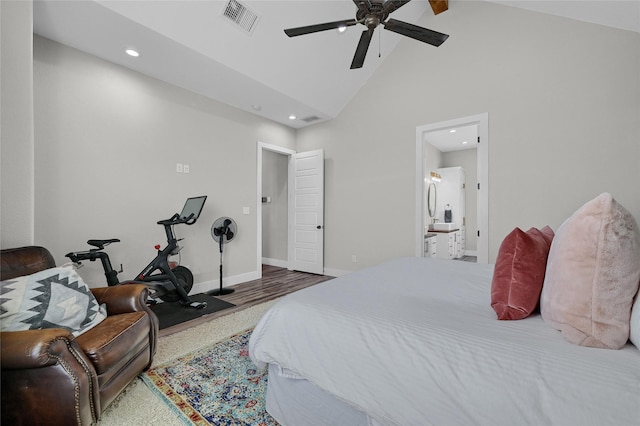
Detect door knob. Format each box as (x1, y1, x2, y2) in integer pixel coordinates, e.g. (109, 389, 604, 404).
(317, 225, 322, 229)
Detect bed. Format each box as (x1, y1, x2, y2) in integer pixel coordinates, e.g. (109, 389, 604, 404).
(249, 257, 640, 425)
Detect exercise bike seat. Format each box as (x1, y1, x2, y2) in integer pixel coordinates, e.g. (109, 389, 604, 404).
(87, 239, 120, 249)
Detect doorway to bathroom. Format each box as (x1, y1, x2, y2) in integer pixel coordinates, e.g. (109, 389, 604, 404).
(415, 113, 489, 264)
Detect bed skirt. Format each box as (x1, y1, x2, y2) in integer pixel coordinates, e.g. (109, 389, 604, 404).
(266, 363, 381, 426)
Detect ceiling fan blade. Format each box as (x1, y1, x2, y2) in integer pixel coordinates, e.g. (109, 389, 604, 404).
(382, 0, 412, 14)
(383, 18, 449, 47)
(350, 29, 374, 69)
(284, 19, 357, 37)
(352, 0, 372, 9)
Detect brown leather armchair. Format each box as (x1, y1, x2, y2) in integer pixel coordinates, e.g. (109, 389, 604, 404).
(1, 246, 159, 425)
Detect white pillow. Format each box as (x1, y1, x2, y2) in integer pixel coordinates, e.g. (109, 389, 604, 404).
(630, 293, 640, 349)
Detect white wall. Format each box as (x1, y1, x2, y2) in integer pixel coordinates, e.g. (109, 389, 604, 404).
(296, 1, 640, 269)
(33, 36, 296, 288)
(1, 0, 34, 248)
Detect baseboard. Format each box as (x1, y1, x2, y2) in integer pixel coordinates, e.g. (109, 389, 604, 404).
(192, 270, 261, 295)
(322, 267, 351, 278)
(192, 264, 347, 295)
(261, 257, 288, 268)
(262, 258, 349, 278)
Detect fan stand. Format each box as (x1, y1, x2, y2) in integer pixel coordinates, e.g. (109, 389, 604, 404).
(208, 233, 235, 296)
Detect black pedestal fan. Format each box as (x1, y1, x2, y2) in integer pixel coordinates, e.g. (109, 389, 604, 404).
(207, 217, 237, 296)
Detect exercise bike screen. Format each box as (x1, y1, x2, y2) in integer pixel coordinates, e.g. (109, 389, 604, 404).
(180, 196, 207, 221)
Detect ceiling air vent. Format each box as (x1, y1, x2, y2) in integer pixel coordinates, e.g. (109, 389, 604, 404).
(301, 115, 321, 123)
(222, 0, 260, 34)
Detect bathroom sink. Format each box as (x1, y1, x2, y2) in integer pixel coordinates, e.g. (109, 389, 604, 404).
(430, 223, 457, 231)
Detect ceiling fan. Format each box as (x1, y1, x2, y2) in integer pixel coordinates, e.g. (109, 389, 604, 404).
(284, 0, 449, 69)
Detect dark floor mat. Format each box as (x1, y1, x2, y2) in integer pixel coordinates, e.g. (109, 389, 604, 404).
(150, 293, 235, 330)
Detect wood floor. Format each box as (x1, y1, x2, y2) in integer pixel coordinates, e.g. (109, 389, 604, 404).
(159, 265, 334, 337)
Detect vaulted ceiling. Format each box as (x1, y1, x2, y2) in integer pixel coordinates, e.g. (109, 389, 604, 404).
(33, 0, 640, 129)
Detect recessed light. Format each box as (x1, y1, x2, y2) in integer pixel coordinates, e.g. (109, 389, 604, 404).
(462, 140, 468, 144)
(449, 129, 456, 133)
(289, 115, 297, 120)
(251, 104, 262, 111)
(337, 25, 347, 33)
(125, 49, 139, 57)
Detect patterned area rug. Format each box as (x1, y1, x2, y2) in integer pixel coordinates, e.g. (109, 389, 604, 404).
(141, 329, 278, 425)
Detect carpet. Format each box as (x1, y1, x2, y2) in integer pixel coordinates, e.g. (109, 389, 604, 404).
(141, 329, 278, 426)
(150, 293, 235, 330)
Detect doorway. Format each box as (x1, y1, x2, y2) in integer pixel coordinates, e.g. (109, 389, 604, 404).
(425, 125, 478, 258)
(415, 113, 489, 263)
(261, 149, 290, 268)
(257, 143, 325, 277)
(257, 142, 295, 278)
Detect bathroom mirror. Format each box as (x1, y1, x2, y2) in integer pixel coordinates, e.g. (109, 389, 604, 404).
(427, 182, 437, 218)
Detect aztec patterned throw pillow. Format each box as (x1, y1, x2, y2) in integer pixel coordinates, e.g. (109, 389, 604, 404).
(0, 264, 106, 336)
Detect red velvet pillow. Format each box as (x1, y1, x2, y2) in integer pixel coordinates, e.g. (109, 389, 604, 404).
(491, 226, 554, 320)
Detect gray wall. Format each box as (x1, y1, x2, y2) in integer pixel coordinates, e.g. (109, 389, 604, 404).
(261, 149, 288, 263)
(32, 36, 296, 287)
(2, 1, 639, 285)
(1, 0, 34, 248)
(296, 1, 640, 270)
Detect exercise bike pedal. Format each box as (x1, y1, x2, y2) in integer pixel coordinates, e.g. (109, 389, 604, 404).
(183, 300, 207, 309)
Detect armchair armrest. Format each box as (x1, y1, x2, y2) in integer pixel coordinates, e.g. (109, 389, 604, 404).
(91, 283, 159, 359)
(91, 283, 150, 315)
(1, 328, 80, 369)
(1, 329, 100, 425)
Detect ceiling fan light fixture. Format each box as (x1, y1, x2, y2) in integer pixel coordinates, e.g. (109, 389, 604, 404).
(125, 48, 139, 57)
(289, 114, 297, 120)
(364, 15, 381, 30)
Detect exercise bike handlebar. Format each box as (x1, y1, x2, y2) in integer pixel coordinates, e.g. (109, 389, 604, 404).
(156, 212, 197, 226)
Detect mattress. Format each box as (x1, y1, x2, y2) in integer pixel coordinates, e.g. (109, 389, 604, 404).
(249, 257, 640, 425)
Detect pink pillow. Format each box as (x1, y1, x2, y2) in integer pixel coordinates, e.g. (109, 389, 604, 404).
(540, 193, 640, 349)
(630, 293, 640, 349)
(491, 226, 554, 320)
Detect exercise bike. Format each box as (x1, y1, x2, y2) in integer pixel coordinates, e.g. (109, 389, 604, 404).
(66, 196, 208, 309)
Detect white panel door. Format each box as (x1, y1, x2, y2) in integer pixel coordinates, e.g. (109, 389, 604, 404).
(289, 150, 324, 274)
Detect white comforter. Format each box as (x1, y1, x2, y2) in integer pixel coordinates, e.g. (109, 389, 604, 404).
(249, 257, 640, 425)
